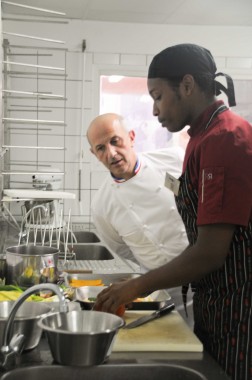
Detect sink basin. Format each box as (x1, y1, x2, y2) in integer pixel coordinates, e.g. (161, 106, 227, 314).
(1, 364, 207, 380)
(59, 244, 114, 260)
(28, 231, 100, 244)
(67, 231, 100, 243)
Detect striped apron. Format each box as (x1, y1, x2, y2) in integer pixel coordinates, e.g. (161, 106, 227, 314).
(175, 165, 252, 380)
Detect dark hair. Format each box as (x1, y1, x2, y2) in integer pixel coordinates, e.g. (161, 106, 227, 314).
(163, 73, 215, 97)
(148, 44, 236, 106)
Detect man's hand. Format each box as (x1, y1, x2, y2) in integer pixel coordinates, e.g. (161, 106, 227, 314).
(94, 278, 141, 314)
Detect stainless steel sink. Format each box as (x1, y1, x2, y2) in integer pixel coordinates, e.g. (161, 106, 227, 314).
(69, 231, 100, 243)
(1, 364, 207, 380)
(28, 231, 100, 244)
(59, 244, 114, 260)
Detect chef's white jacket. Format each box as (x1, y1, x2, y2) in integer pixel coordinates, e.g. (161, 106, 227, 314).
(91, 146, 188, 272)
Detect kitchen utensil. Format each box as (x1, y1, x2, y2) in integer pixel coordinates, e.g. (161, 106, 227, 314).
(24, 200, 54, 224)
(6, 245, 59, 287)
(0, 301, 52, 350)
(124, 302, 175, 329)
(37, 310, 124, 366)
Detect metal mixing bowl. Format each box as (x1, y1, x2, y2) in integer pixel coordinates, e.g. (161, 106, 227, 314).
(6, 245, 59, 287)
(37, 310, 125, 366)
(0, 301, 52, 350)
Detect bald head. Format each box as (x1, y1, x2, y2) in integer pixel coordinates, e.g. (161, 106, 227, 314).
(87, 113, 137, 180)
(87, 113, 128, 145)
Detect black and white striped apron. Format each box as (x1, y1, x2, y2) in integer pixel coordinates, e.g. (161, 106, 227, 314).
(175, 163, 252, 380)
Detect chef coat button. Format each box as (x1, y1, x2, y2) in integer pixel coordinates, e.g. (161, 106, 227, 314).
(159, 243, 164, 248)
(143, 224, 148, 230)
(129, 203, 133, 209)
(157, 186, 162, 192)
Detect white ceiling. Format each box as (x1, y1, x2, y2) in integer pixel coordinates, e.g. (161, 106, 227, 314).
(2, 0, 252, 26)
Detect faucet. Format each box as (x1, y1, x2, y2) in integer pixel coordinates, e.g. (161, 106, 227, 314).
(0, 283, 68, 370)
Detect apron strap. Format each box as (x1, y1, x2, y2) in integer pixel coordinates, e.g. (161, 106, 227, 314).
(215, 72, 236, 107)
(182, 284, 189, 317)
(182, 282, 197, 317)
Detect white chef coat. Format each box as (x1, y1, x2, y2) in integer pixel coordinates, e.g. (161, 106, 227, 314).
(91, 146, 188, 272)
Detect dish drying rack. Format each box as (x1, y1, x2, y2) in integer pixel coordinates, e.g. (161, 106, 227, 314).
(18, 203, 78, 268)
(18, 203, 139, 275)
(2, 190, 139, 274)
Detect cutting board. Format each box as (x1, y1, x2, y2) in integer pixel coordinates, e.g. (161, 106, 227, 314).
(113, 310, 203, 352)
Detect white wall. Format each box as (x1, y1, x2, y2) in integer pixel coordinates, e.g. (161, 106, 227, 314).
(3, 16, 252, 223)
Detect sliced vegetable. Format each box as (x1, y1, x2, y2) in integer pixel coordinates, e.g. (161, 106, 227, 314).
(0, 285, 24, 292)
(69, 279, 104, 287)
(0, 291, 37, 302)
(0, 284, 71, 302)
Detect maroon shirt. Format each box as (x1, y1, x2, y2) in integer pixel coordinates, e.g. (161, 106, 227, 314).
(184, 100, 252, 226)
(175, 101, 252, 380)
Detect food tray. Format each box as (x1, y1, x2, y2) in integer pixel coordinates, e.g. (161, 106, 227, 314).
(75, 285, 171, 311)
(65, 273, 140, 286)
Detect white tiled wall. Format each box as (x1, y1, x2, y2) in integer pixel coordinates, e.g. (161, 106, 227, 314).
(2, 17, 252, 224)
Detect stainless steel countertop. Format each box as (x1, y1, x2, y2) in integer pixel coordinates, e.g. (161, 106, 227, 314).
(0, 336, 230, 379)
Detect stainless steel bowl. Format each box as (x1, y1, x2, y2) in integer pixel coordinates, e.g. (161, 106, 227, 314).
(6, 245, 59, 287)
(0, 301, 52, 350)
(37, 310, 125, 366)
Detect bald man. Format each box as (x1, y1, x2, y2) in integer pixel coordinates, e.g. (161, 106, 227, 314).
(87, 113, 188, 273)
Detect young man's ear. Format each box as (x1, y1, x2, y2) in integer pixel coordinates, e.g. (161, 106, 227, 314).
(182, 74, 195, 95)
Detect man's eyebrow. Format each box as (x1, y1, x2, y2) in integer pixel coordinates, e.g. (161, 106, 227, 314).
(95, 143, 103, 150)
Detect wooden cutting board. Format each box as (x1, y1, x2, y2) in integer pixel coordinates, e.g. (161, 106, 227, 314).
(113, 310, 203, 352)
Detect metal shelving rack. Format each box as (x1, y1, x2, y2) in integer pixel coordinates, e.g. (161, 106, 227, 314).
(1, 2, 67, 190)
(0, 1, 71, 243)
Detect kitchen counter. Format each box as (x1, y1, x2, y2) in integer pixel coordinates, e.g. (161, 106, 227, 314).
(0, 335, 230, 379)
(0, 226, 230, 378)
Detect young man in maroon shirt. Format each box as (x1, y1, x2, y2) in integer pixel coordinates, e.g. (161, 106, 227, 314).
(95, 43, 252, 380)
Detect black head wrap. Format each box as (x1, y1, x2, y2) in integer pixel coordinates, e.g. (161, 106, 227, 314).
(148, 43, 236, 107)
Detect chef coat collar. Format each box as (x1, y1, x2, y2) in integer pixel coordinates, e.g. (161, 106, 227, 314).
(111, 156, 141, 183)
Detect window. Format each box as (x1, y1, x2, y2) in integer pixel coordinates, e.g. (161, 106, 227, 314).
(232, 80, 252, 122)
(100, 75, 177, 152)
(100, 75, 252, 153)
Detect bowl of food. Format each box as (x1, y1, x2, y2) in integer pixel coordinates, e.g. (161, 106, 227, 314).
(37, 310, 125, 366)
(0, 301, 52, 350)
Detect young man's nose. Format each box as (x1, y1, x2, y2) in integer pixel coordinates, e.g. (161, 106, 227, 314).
(153, 103, 159, 116)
